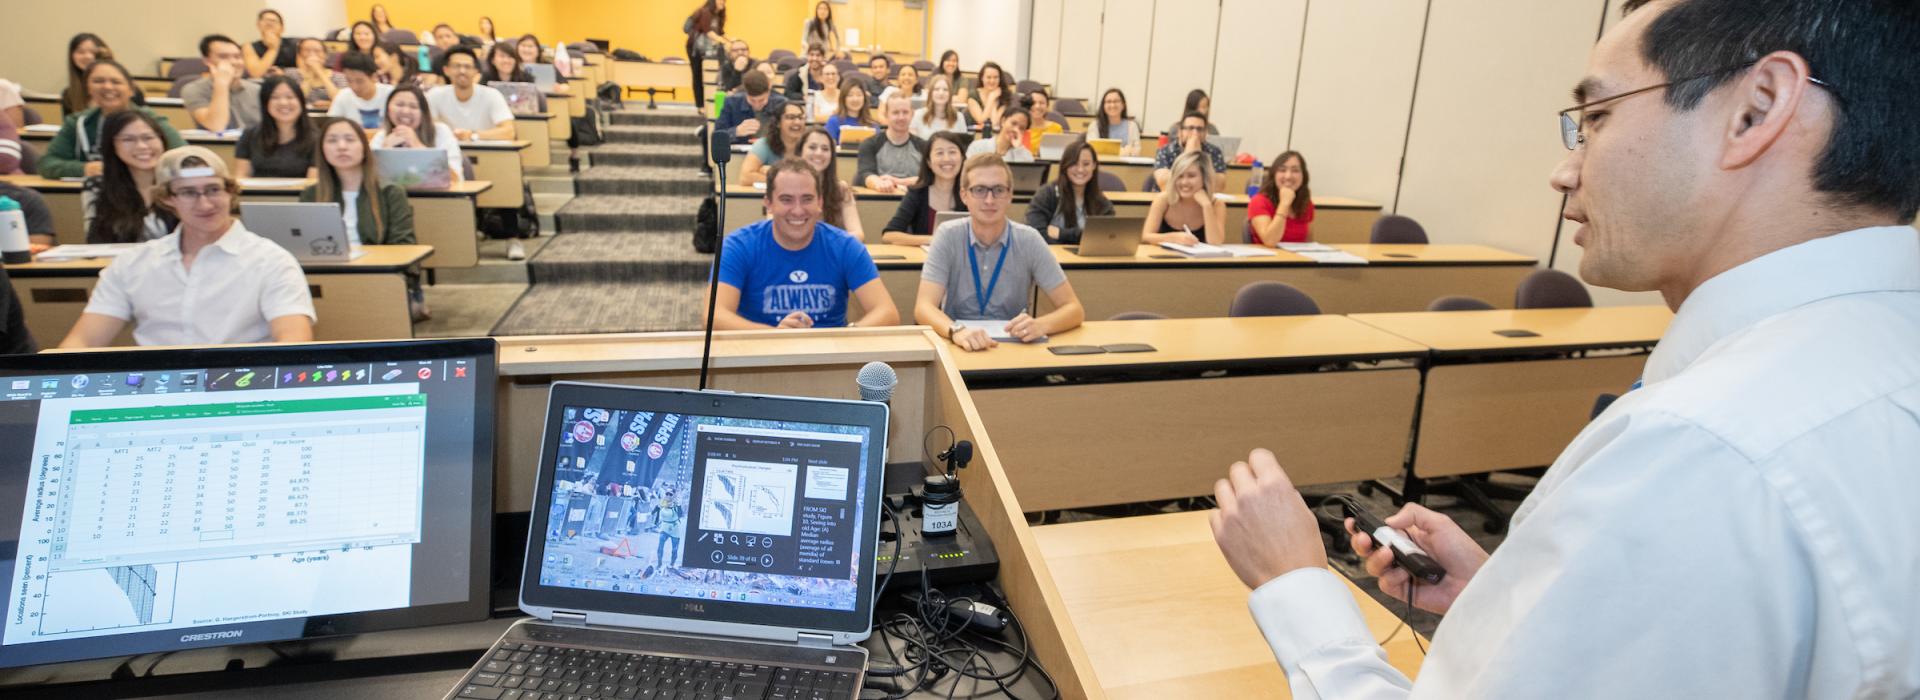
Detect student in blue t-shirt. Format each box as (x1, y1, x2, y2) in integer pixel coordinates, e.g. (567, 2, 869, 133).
(710, 159, 901, 330)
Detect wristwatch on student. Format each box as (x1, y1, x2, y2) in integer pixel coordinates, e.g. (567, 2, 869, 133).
(949, 323, 965, 341)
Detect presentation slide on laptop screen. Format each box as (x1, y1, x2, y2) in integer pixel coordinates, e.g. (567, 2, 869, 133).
(539, 407, 873, 612)
(0, 355, 486, 668)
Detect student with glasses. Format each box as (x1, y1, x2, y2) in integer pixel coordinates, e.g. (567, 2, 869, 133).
(1152, 110, 1227, 192)
(740, 102, 808, 186)
(38, 60, 186, 179)
(60, 146, 315, 348)
(914, 153, 1084, 352)
(426, 47, 515, 142)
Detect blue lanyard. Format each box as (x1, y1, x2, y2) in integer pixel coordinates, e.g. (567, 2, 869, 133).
(966, 222, 1011, 318)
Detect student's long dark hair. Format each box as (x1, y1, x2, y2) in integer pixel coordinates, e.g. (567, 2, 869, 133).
(976, 61, 1007, 92)
(1094, 88, 1129, 141)
(808, 2, 837, 44)
(251, 76, 316, 161)
(765, 102, 807, 161)
(89, 109, 177, 244)
(382, 86, 439, 148)
(1259, 151, 1312, 220)
(348, 21, 379, 54)
(797, 127, 850, 231)
(312, 117, 387, 236)
(1183, 89, 1209, 115)
(1055, 139, 1108, 232)
(913, 131, 968, 206)
(836, 82, 876, 127)
(937, 50, 963, 87)
(692, 0, 727, 35)
(483, 42, 529, 83)
(374, 41, 418, 86)
(63, 33, 109, 115)
(370, 3, 397, 34)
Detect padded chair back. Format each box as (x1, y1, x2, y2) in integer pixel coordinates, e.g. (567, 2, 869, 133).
(382, 30, 418, 45)
(20, 141, 40, 175)
(1142, 174, 1159, 193)
(21, 106, 43, 126)
(912, 60, 936, 74)
(1055, 97, 1089, 115)
(768, 49, 796, 62)
(1044, 110, 1067, 129)
(776, 56, 805, 71)
(1229, 281, 1320, 317)
(168, 77, 194, 99)
(1369, 214, 1428, 244)
(1096, 170, 1125, 192)
(1426, 295, 1495, 312)
(831, 59, 859, 77)
(1014, 80, 1043, 95)
(167, 57, 207, 81)
(1109, 311, 1166, 321)
(1515, 269, 1594, 309)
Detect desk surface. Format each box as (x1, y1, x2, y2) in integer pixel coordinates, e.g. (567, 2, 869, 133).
(1351, 305, 1673, 355)
(950, 315, 1428, 375)
(5, 244, 434, 276)
(722, 183, 1381, 210)
(1034, 510, 1425, 698)
(1051, 243, 1535, 268)
(464, 139, 534, 151)
(0, 174, 493, 198)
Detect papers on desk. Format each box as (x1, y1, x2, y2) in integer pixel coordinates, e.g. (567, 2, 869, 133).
(177, 128, 242, 139)
(23, 124, 61, 135)
(955, 319, 1045, 343)
(1277, 242, 1368, 264)
(36, 244, 140, 261)
(466, 139, 519, 146)
(1279, 242, 1337, 252)
(240, 178, 308, 188)
(1157, 242, 1278, 258)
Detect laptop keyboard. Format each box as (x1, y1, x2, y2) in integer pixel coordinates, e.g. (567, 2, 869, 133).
(453, 642, 859, 700)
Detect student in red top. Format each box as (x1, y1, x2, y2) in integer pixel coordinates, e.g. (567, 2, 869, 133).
(1247, 150, 1314, 245)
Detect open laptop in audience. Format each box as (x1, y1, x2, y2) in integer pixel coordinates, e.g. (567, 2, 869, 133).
(1086, 138, 1123, 157)
(838, 125, 876, 146)
(241, 202, 365, 262)
(1070, 216, 1146, 257)
(492, 81, 544, 115)
(375, 148, 453, 190)
(1009, 162, 1049, 195)
(1036, 132, 1078, 161)
(440, 383, 888, 700)
(527, 63, 559, 89)
(935, 210, 968, 230)
(1206, 135, 1242, 160)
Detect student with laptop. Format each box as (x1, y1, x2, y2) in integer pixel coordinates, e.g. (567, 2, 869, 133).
(855, 94, 926, 194)
(183, 34, 263, 133)
(59, 146, 315, 348)
(80, 110, 177, 244)
(824, 82, 874, 143)
(966, 107, 1034, 163)
(38, 60, 186, 179)
(1026, 140, 1115, 244)
(915, 153, 1084, 351)
(1144, 151, 1226, 246)
(1248, 151, 1315, 245)
(326, 53, 393, 131)
(1154, 110, 1229, 192)
(882, 131, 967, 247)
(426, 47, 516, 142)
(1094, 88, 1143, 156)
(371, 86, 464, 184)
(515, 34, 570, 93)
(303, 117, 426, 321)
(1022, 88, 1065, 153)
(234, 76, 318, 180)
(710, 160, 898, 331)
(911, 74, 968, 140)
(483, 41, 532, 83)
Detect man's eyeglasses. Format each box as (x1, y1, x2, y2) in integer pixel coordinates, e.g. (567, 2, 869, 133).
(967, 186, 1011, 200)
(1558, 61, 1838, 150)
(170, 186, 231, 202)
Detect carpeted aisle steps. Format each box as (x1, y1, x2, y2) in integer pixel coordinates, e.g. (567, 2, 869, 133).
(490, 108, 720, 336)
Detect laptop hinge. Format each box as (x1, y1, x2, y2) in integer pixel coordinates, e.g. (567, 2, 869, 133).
(796, 632, 835, 648)
(552, 611, 589, 627)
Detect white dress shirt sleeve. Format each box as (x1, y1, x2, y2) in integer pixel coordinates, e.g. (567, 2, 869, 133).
(1249, 567, 1413, 700)
(257, 246, 317, 325)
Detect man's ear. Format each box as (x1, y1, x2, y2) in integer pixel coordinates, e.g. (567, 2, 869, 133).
(1720, 51, 1813, 170)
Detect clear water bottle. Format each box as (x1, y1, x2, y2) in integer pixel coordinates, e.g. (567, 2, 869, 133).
(0, 196, 30, 264)
(1246, 160, 1265, 197)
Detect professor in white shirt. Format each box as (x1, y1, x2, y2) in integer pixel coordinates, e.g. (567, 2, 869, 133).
(1210, 0, 1920, 697)
(59, 146, 315, 348)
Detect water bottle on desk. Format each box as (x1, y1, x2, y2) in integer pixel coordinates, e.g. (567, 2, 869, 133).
(0, 196, 30, 264)
(1247, 160, 1264, 197)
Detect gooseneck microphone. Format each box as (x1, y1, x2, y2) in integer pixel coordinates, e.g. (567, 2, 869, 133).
(697, 124, 735, 391)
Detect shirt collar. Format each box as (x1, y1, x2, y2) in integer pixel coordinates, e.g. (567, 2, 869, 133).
(968, 220, 1009, 251)
(160, 221, 254, 260)
(1643, 226, 1920, 384)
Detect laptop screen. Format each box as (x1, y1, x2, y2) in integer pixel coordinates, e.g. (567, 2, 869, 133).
(536, 406, 874, 614)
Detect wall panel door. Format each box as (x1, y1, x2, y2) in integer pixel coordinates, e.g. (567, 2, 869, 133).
(1286, 0, 1428, 209)
(1053, 0, 1107, 101)
(1096, 0, 1155, 126)
(1209, 0, 1309, 163)
(1028, 0, 1065, 85)
(1142, 0, 1221, 136)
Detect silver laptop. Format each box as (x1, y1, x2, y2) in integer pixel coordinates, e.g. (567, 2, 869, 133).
(443, 383, 890, 700)
(1036, 132, 1078, 161)
(935, 210, 969, 231)
(527, 63, 559, 89)
(492, 81, 543, 115)
(1070, 216, 1146, 257)
(1009, 162, 1049, 195)
(375, 147, 453, 190)
(241, 202, 364, 262)
(1207, 134, 1242, 158)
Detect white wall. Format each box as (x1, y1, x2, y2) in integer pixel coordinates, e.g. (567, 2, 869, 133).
(0, 0, 274, 94)
(1140, 0, 1219, 134)
(1052, 0, 1105, 100)
(1209, 0, 1307, 164)
(1287, 0, 1427, 209)
(931, 0, 1024, 81)
(1027, 0, 1064, 86)
(1095, 0, 1153, 129)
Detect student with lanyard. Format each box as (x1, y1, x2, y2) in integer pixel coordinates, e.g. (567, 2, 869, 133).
(1210, 1, 1920, 697)
(881, 131, 967, 247)
(709, 159, 898, 331)
(914, 153, 1084, 352)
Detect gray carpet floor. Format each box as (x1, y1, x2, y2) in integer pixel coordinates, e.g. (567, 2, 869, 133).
(490, 108, 715, 337)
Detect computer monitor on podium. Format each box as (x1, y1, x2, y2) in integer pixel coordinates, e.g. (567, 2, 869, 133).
(0, 338, 497, 670)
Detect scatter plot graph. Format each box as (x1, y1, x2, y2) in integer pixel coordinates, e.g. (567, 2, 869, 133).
(110, 564, 160, 625)
(698, 459, 796, 537)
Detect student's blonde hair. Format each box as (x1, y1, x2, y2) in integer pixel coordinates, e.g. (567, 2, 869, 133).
(1160, 151, 1212, 205)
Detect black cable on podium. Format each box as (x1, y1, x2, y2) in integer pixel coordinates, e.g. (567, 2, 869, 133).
(698, 123, 731, 391)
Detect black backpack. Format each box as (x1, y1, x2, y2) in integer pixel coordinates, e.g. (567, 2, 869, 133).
(569, 105, 603, 148)
(479, 183, 540, 240)
(612, 48, 646, 62)
(692, 194, 719, 253)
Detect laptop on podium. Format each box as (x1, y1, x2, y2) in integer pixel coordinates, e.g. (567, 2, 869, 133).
(443, 383, 889, 700)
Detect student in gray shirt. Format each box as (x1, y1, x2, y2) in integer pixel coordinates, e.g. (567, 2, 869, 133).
(181, 35, 263, 132)
(915, 152, 1085, 352)
(855, 93, 927, 193)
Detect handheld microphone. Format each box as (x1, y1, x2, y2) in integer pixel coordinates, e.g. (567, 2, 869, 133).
(856, 361, 897, 403)
(1330, 496, 1445, 584)
(697, 123, 733, 391)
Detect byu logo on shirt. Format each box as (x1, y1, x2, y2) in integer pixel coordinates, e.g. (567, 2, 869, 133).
(790, 270, 809, 283)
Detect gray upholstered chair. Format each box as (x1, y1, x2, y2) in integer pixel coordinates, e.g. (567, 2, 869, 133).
(1228, 281, 1320, 317)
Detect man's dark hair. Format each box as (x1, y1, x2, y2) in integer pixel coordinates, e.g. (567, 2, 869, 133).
(1182, 110, 1209, 126)
(1623, 0, 1919, 221)
(743, 69, 771, 96)
(439, 46, 478, 78)
(341, 52, 377, 75)
(199, 34, 240, 58)
(869, 54, 891, 68)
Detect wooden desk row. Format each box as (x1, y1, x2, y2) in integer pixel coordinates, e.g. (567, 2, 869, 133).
(722, 184, 1385, 245)
(0, 174, 490, 270)
(5, 245, 433, 346)
(950, 307, 1671, 512)
(854, 241, 1537, 319)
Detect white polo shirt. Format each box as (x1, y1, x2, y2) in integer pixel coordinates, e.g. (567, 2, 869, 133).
(425, 84, 514, 135)
(84, 221, 316, 346)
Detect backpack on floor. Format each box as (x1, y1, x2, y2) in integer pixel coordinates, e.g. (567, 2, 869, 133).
(693, 194, 719, 254)
(596, 81, 622, 107)
(569, 105, 603, 148)
(479, 182, 540, 240)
